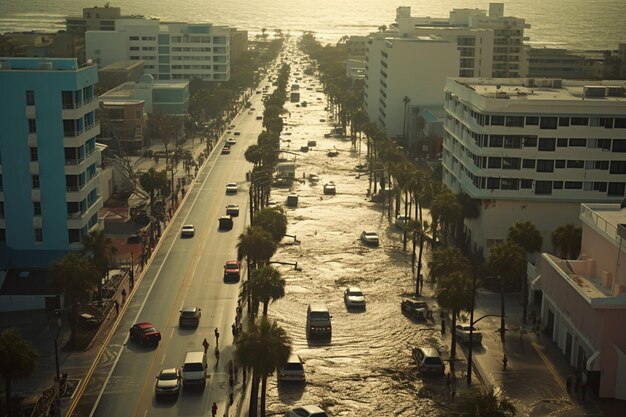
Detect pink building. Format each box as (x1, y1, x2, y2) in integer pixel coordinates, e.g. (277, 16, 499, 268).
(532, 203, 626, 399)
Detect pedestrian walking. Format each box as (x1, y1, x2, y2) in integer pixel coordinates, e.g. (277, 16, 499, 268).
(566, 374, 573, 393)
(202, 338, 209, 354)
(441, 317, 446, 335)
(114, 300, 119, 316)
(211, 402, 217, 417)
(121, 288, 127, 304)
(502, 354, 508, 370)
(214, 328, 220, 345)
(215, 347, 220, 364)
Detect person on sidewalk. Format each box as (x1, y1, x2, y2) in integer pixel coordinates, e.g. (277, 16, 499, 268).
(502, 353, 508, 370)
(215, 347, 220, 364)
(114, 300, 119, 316)
(203, 338, 209, 354)
(121, 288, 127, 304)
(211, 402, 217, 417)
(215, 328, 220, 345)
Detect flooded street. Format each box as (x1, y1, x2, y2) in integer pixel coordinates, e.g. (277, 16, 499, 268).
(260, 59, 451, 416)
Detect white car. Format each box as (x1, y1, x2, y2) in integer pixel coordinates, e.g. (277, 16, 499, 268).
(155, 368, 181, 397)
(284, 405, 328, 417)
(455, 324, 483, 344)
(278, 354, 305, 383)
(344, 287, 366, 309)
(181, 225, 195, 237)
(226, 183, 238, 194)
(360, 231, 380, 246)
(226, 138, 237, 145)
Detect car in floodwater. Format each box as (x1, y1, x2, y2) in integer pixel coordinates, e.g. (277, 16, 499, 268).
(360, 231, 380, 246)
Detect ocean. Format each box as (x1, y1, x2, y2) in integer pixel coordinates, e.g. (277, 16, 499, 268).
(0, 0, 624, 50)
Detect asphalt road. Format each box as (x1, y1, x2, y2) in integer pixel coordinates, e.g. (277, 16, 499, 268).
(68, 86, 270, 417)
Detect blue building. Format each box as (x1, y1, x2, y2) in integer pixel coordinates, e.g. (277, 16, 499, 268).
(0, 58, 103, 268)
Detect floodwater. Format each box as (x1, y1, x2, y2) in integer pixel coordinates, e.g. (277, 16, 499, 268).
(260, 49, 451, 416)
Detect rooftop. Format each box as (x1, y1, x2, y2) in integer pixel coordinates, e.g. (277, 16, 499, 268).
(0, 57, 94, 71)
(580, 203, 626, 252)
(99, 60, 144, 72)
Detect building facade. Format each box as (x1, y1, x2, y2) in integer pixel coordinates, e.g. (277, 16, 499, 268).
(65, 4, 123, 33)
(531, 203, 626, 400)
(528, 47, 590, 79)
(1, 31, 86, 64)
(86, 19, 230, 82)
(230, 29, 248, 62)
(0, 58, 103, 268)
(98, 60, 145, 90)
(98, 100, 145, 154)
(442, 77, 626, 255)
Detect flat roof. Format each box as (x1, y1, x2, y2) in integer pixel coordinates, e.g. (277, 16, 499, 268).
(100, 60, 144, 71)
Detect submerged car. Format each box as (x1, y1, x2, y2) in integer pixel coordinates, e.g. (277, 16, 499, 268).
(344, 287, 366, 309)
(181, 224, 195, 237)
(284, 405, 328, 417)
(129, 322, 161, 346)
(155, 368, 181, 398)
(323, 182, 336, 195)
(360, 231, 380, 246)
(278, 354, 305, 383)
(226, 204, 240, 216)
(401, 299, 431, 321)
(412, 347, 445, 376)
(179, 306, 201, 328)
(223, 260, 241, 282)
(455, 324, 483, 344)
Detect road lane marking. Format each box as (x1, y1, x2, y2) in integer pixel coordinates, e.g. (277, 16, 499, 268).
(530, 336, 567, 393)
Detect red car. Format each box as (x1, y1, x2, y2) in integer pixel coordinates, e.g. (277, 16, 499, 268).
(224, 260, 241, 282)
(129, 322, 161, 346)
(221, 146, 231, 155)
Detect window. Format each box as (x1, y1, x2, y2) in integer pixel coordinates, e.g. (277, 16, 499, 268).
(522, 159, 536, 169)
(30, 147, 38, 162)
(68, 229, 81, 243)
(610, 161, 626, 174)
(501, 178, 519, 190)
(28, 119, 36, 133)
(567, 160, 584, 168)
(537, 160, 554, 172)
(535, 181, 552, 195)
(557, 138, 568, 147)
(491, 115, 505, 126)
(26, 90, 35, 106)
(502, 157, 520, 170)
(594, 182, 607, 192)
(129, 36, 139, 40)
(525, 116, 539, 126)
(0, 229, 5, 244)
(520, 179, 533, 189)
(33, 202, 41, 216)
(524, 137, 537, 147)
(32, 175, 40, 189)
(486, 177, 500, 189)
(571, 117, 588, 126)
(555, 160, 566, 169)
(608, 182, 625, 196)
(559, 117, 570, 127)
(593, 160, 609, 170)
(488, 157, 502, 168)
(539, 117, 557, 129)
(504, 136, 521, 148)
(489, 135, 503, 147)
(505, 116, 524, 127)
(600, 118, 614, 129)
(569, 138, 586, 147)
(565, 181, 582, 189)
(538, 138, 556, 151)
(34, 228, 43, 242)
(553, 181, 563, 190)
(615, 118, 626, 128)
(613, 139, 626, 152)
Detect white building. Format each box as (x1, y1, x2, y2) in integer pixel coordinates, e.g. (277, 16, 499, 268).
(392, 3, 529, 78)
(443, 77, 626, 255)
(86, 19, 230, 82)
(364, 36, 459, 137)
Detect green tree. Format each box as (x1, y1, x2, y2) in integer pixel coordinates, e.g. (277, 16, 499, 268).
(236, 226, 277, 269)
(428, 246, 471, 284)
(252, 207, 288, 243)
(0, 329, 39, 417)
(139, 168, 168, 211)
(486, 241, 526, 291)
(430, 188, 461, 246)
(551, 224, 582, 259)
(234, 318, 291, 417)
(247, 266, 286, 315)
(435, 271, 473, 360)
(80, 229, 118, 300)
(452, 387, 516, 417)
(49, 252, 100, 338)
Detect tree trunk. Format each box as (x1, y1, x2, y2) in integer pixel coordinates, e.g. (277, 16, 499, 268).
(416, 232, 425, 295)
(451, 309, 458, 361)
(263, 301, 269, 316)
(5, 376, 13, 417)
(260, 374, 268, 417)
(248, 370, 260, 417)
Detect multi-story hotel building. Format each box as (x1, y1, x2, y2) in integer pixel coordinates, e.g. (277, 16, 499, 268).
(65, 4, 123, 33)
(86, 19, 230, 82)
(0, 58, 103, 267)
(443, 77, 626, 254)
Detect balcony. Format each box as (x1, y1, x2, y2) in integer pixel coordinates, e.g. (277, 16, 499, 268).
(26, 105, 36, 119)
(65, 171, 101, 202)
(64, 122, 100, 147)
(62, 96, 99, 119)
(64, 150, 98, 175)
(67, 196, 103, 229)
(27, 133, 38, 147)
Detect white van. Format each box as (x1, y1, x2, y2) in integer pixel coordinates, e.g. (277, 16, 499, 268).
(306, 303, 332, 340)
(181, 351, 207, 388)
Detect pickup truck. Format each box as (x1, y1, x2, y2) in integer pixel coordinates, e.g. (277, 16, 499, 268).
(401, 299, 432, 321)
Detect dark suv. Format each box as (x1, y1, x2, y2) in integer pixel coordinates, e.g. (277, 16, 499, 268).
(401, 299, 432, 321)
(129, 322, 161, 346)
(179, 306, 201, 328)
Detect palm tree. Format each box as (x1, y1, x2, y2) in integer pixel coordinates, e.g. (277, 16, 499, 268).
(551, 224, 582, 259)
(139, 168, 168, 212)
(507, 221, 543, 322)
(49, 252, 100, 338)
(435, 271, 473, 360)
(430, 188, 461, 246)
(234, 318, 291, 417)
(236, 226, 277, 269)
(452, 387, 516, 417)
(428, 246, 471, 284)
(0, 328, 39, 417)
(247, 266, 286, 315)
(252, 207, 288, 243)
(408, 219, 431, 295)
(80, 229, 118, 301)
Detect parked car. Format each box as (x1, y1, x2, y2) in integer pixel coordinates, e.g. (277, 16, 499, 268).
(226, 138, 237, 145)
(412, 347, 445, 375)
(226, 204, 240, 216)
(455, 324, 483, 344)
(181, 225, 195, 238)
(344, 287, 366, 309)
(218, 216, 233, 231)
(360, 231, 380, 246)
(226, 182, 238, 194)
(129, 322, 161, 346)
(234, 131, 241, 136)
(401, 299, 431, 321)
(278, 353, 305, 383)
(284, 405, 328, 417)
(223, 260, 241, 282)
(179, 306, 201, 328)
(155, 368, 181, 398)
(221, 146, 231, 155)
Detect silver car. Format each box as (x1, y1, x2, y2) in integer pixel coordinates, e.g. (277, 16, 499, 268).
(155, 368, 181, 397)
(344, 287, 366, 309)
